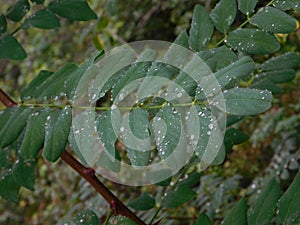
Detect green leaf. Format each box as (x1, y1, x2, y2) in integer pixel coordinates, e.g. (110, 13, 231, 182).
(209, 46, 237, 70)
(224, 128, 249, 152)
(126, 108, 151, 166)
(96, 109, 121, 172)
(210, 0, 236, 33)
(0, 14, 7, 33)
(258, 69, 296, 84)
(0, 173, 20, 202)
(273, 0, 300, 12)
(237, 0, 258, 15)
(277, 171, 300, 225)
(221, 88, 272, 116)
(20, 108, 51, 160)
(129, 192, 156, 210)
(162, 185, 196, 208)
(21, 70, 53, 100)
(96, 110, 119, 159)
(250, 6, 297, 34)
(0, 35, 27, 60)
(43, 107, 72, 162)
(22, 9, 60, 29)
(35, 63, 78, 101)
(0, 107, 18, 132)
(6, 0, 30, 22)
(195, 212, 213, 225)
(222, 197, 247, 225)
(251, 78, 283, 95)
(215, 56, 255, 88)
(13, 159, 36, 191)
(261, 52, 300, 71)
(174, 30, 189, 48)
(48, 0, 97, 21)
(0, 107, 32, 148)
(247, 179, 281, 225)
(226, 28, 281, 54)
(177, 172, 201, 187)
(153, 105, 181, 159)
(189, 4, 214, 51)
(72, 210, 99, 225)
(108, 215, 137, 225)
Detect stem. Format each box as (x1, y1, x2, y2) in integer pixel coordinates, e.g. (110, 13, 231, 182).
(0, 88, 147, 225)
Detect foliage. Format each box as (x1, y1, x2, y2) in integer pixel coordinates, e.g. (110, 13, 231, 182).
(0, 0, 300, 225)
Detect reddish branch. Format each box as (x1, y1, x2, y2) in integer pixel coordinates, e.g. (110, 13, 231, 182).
(0, 87, 147, 225)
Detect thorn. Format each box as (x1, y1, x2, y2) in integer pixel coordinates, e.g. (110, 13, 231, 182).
(83, 167, 95, 177)
(110, 200, 118, 215)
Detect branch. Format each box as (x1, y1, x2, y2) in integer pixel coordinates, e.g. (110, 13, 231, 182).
(0, 87, 147, 225)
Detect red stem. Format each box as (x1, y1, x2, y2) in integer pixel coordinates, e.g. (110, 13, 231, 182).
(0, 87, 147, 225)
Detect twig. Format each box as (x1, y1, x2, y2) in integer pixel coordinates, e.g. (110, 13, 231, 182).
(0, 87, 147, 225)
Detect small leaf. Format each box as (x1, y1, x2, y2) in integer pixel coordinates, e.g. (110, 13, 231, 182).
(174, 30, 189, 48)
(209, 46, 237, 70)
(220, 88, 272, 116)
(195, 212, 213, 225)
(21, 70, 53, 100)
(273, 0, 300, 11)
(48, 0, 97, 21)
(35, 63, 78, 101)
(126, 108, 151, 166)
(153, 105, 181, 160)
(215, 56, 255, 88)
(222, 197, 247, 225)
(20, 108, 51, 160)
(129, 192, 156, 210)
(22, 9, 60, 29)
(177, 172, 201, 187)
(0, 107, 32, 148)
(0, 107, 18, 132)
(250, 6, 297, 34)
(258, 69, 296, 84)
(277, 171, 300, 225)
(247, 179, 281, 225)
(226, 28, 280, 54)
(13, 159, 36, 191)
(0, 35, 27, 60)
(0, 14, 7, 34)
(251, 78, 283, 94)
(237, 0, 258, 15)
(210, 0, 237, 33)
(72, 210, 99, 225)
(261, 52, 300, 71)
(162, 185, 196, 208)
(6, 0, 30, 22)
(189, 4, 214, 51)
(224, 128, 249, 152)
(0, 173, 20, 202)
(43, 107, 72, 162)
